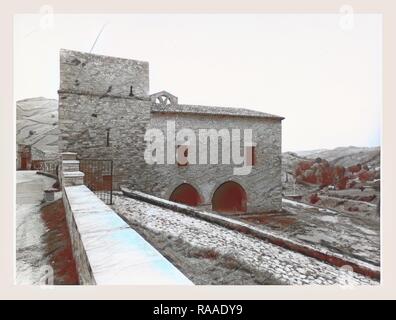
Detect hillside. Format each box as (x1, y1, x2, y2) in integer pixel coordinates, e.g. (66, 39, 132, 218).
(16, 97, 59, 159)
(282, 146, 380, 218)
(295, 146, 380, 169)
(283, 146, 380, 176)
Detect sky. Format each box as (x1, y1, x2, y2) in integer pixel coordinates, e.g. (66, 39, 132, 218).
(14, 13, 382, 152)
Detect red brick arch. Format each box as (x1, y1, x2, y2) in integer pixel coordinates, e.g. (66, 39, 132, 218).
(212, 181, 247, 214)
(169, 183, 202, 207)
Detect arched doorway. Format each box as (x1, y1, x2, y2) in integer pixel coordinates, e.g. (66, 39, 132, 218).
(212, 181, 247, 214)
(169, 183, 201, 206)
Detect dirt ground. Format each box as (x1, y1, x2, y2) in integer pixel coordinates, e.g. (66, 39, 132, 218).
(41, 199, 79, 285)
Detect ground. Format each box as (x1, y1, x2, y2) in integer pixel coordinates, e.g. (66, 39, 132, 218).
(112, 194, 378, 285)
(15, 170, 379, 286)
(40, 199, 79, 284)
(16, 171, 78, 285)
(237, 198, 380, 267)
(282, 147, 380, 219)
(16, 171, 53, 284)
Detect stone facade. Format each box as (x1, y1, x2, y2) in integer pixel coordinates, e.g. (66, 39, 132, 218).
(147, 113, 283, 213)
(58, 49, 152, 189)
(58, 49, 284, 213)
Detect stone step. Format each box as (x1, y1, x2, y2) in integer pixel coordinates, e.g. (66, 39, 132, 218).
(62, 160, 80, 172)
(61, 152, 77, 161)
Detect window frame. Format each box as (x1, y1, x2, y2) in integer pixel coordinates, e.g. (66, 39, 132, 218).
(246, 145, 256, 166)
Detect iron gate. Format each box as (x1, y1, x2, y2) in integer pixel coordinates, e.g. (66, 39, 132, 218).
(78, 159, 113, 205)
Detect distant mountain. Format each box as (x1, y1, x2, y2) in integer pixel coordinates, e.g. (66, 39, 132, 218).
(16, 97, 58, 159)
(294, 146, 380, 169)
(283, 146, 380, 174)
(282, 147, 380, 217)
(295, 149, 327, 157)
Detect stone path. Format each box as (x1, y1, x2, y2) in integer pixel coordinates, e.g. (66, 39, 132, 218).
(113, 195, 378, 285)
(16, 171, 54, 284)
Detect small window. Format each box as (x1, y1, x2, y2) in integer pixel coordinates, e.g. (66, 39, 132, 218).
(106, 129, 110, 147)
(176, 145, 189, 166)
(246, 146, 256, 166)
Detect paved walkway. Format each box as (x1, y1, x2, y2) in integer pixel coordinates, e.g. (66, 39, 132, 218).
(16, 171, 54, 285)
(65, 185, 193, 285)
(113, 195, 378, 285)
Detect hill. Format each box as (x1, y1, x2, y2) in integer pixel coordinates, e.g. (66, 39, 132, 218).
(16, 97, 58, 159)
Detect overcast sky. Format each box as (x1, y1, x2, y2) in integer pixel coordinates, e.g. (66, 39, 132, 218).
(14, 13, 382, 152)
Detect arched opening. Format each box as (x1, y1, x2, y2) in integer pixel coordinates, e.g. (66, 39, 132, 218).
(169, 183, 201, 206)
(212, 181, 247, 214)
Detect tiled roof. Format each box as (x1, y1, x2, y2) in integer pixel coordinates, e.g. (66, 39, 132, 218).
(151, 103, 284, 120)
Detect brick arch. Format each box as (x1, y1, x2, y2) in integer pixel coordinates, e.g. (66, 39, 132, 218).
(212, 181, 247, 214)
(169, 183, 202, 207)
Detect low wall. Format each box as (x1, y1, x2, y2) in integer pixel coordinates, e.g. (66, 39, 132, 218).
(62, 184, 193, 285)
(62, 187, 95, 284)
(121, 187, 380, 281)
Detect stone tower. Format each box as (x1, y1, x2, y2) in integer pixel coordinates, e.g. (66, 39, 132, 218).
(58, 49, 152, 189)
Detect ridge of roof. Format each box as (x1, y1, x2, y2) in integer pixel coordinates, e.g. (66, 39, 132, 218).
(151, 103, 284, 120)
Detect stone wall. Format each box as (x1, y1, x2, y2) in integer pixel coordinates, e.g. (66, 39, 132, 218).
(63, 184, 193, 285)
(146, 113, 283, 213)
(59, 49, 149, 98)
(62, 187, 96, 284)
(58, 49, 152, 189)
(60, 153, 193, 285)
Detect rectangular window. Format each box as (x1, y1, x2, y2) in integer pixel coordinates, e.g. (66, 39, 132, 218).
(177, 145, 189, 166)
(106, 129, 110, 147)
(246, 146, 256, 166)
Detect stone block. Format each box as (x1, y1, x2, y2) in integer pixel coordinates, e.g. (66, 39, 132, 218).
(61, 152, 77, 161)
(44, 189, 56, 202)
(62, 160, 80, 172)
(62, 171, 85, 187)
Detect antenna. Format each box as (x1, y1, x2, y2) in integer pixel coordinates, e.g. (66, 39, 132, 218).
(89, 22, 108, 53)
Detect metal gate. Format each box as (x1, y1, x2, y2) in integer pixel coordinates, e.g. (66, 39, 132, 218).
(78, 159, 113, 205)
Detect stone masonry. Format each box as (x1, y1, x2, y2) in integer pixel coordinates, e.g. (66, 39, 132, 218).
(58, 49, 284, 213)
(147, 112, 283, 213)
(58, 49, 151, 189)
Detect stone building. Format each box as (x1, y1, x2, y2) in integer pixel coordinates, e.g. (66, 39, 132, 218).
(58, 49, 284, 214)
